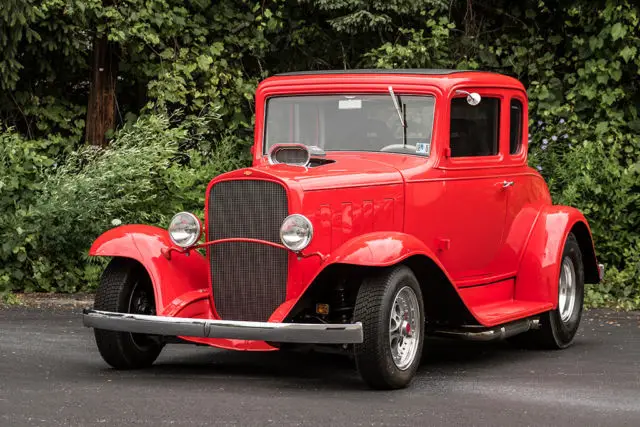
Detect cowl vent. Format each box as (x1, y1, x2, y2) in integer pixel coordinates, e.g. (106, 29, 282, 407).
(268, 143, 334, 167)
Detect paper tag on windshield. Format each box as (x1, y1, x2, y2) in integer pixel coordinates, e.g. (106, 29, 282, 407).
(416, 142, 430, 155)
(338, 99, 362, 110)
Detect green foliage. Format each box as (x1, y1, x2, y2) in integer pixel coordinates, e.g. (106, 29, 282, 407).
(0, 291, 22, 306)
(0, 0, 638, 307)
(0, 109, 250, 293)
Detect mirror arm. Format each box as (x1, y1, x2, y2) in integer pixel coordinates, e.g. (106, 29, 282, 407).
(454, 90, 481, 106)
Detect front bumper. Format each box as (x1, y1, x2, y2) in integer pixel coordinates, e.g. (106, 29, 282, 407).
(83, 309, 363, 344)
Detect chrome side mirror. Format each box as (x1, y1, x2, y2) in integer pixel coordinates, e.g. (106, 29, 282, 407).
(455, 90, 481, 106)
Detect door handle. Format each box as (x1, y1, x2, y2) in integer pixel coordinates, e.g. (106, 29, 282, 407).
(501, 180, 514, 188)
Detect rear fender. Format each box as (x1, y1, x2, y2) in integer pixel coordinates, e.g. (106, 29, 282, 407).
(90, 225, 210, 316)
(515, 206, 599, 305)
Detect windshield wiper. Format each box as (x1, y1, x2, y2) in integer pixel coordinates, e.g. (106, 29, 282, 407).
(388, 85, 407, 147)
(389, 86, 407, 147)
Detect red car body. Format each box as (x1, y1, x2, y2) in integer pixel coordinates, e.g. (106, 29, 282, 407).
(85, 70, 601, 386)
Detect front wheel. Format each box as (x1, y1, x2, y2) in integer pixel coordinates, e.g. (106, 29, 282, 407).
(93, 258, 164, 369)
(353, 265, 425, 390)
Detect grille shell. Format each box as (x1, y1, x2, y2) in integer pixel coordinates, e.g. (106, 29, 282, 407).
(207, 180, 289, 321)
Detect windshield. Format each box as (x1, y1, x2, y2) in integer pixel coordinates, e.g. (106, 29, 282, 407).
(264, 94, 435, 156)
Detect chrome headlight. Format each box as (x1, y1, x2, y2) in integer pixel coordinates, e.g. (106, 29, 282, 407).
(168, 212, 202, 248)
(279, 214, 313, 252)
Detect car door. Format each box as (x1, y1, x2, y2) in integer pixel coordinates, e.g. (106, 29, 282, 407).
(406, 89, 512, 283)
(439, 91, 511, 282)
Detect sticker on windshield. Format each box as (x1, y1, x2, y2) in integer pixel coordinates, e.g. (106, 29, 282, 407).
(416, 142, 430, 155)
(338, 99, 362, 110)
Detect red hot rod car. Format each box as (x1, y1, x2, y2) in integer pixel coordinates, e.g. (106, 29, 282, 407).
(83, 69, 603, 389)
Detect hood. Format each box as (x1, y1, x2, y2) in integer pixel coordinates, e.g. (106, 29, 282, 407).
(249, 154, 415, 191)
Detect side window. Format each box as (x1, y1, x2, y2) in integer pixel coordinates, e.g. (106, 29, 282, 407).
(450, 97, 500, 157)
(510, 99, 523, 154)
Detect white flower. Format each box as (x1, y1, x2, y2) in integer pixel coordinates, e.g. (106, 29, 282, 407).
(111, 219, 122, 226)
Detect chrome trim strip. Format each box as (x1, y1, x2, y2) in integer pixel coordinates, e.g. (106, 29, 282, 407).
(83, 309, 363, 344)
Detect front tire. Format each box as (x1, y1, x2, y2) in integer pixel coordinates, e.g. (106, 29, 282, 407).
(353, 265, 425, 390)
(93, 258, 164, 369)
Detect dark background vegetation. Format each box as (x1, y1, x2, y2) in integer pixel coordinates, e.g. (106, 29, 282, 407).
(0, 0, 638, 308)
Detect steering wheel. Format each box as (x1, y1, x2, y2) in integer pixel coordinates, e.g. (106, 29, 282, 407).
(380, 144, 417, 153)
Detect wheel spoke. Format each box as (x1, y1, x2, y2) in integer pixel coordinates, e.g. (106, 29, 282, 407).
(558, 257, 577, 323)
(388, 286, 421, 371)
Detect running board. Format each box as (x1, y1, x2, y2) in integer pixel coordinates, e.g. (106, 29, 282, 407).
(429, 318, 540, 342)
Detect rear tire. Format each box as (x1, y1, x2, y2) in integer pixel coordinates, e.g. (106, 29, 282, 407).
(510, 232, 584, 349)
(93, 258, 164, 369)
(353, 265, 425, 390)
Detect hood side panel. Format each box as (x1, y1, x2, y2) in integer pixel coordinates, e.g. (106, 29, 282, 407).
(296, 184, 404, 291)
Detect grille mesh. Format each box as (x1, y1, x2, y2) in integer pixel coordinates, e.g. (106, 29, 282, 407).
(208, 180, 289, 321)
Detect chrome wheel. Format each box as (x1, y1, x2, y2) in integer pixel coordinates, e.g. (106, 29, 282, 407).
(389, 286, 420, 370)
(558, 256, 577, 323)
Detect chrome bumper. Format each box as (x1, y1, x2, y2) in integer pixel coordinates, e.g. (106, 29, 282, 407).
(82, 309, 363, 344)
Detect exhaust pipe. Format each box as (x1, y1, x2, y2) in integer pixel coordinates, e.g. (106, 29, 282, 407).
(430, 318, 540, 342)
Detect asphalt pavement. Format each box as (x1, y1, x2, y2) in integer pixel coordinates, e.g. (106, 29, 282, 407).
(1, 306, 639, 426)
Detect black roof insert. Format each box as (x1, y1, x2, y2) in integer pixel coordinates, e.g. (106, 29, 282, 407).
(275, 69, 476, 76)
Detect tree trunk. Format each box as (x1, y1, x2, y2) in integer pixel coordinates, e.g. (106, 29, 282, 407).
(85, 35, 118, 146)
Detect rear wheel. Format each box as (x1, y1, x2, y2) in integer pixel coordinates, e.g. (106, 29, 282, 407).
(93, 258, 164, 369)
(511, 232, 584, 349)
(353, 265, 425, 390)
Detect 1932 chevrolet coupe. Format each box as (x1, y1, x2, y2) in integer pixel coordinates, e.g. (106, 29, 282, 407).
(83, 69, 603, 389)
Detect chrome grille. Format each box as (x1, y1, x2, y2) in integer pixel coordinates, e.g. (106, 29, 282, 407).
(207, 180, 289, 321)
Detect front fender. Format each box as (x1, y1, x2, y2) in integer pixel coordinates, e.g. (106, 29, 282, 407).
(269, 231, 466, 323)
(324, 231, 447, 270)
(515, 206, 597, 305)
(90, 225, 210, 316)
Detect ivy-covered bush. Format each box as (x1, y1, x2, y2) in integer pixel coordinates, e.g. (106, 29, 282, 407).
(530, 121, 640, 309)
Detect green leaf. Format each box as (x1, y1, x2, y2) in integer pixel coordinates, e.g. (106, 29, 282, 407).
(196, 55, 213, 71)
(619, 46, 637, 63)
(611, 23, 627, 41)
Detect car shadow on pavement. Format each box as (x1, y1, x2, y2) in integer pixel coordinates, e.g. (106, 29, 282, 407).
(107, 337, 559, 391)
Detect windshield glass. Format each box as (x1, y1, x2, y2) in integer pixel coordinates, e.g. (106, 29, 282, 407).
(264, 94, 435, 156)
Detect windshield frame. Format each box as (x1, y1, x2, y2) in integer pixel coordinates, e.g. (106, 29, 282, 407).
(261, 92, 437, 157)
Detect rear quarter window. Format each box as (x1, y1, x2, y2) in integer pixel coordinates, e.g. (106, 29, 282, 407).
(509, 99, 523, 154)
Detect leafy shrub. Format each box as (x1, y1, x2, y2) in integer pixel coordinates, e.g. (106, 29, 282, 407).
(0, 111, 251, 294)
(0, 130, 56, 292)
(530, 119, 640, 308)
